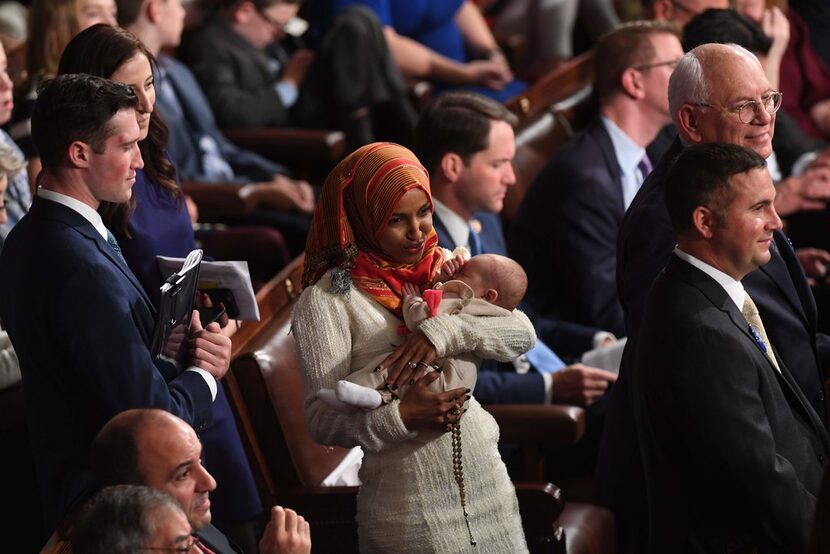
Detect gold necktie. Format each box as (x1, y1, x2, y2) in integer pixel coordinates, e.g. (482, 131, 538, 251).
(742, 294, 780, 373)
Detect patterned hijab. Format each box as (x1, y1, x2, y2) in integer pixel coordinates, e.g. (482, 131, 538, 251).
(302, 142, 446, 315)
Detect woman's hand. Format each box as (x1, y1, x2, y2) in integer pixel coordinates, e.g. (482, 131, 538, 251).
(378, 329, 438, 390)
(398, 371, 469, 431)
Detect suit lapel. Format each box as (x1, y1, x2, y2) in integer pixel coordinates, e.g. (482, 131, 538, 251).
(754, 232, 813, 329)
(669, 256, 827, 441)
(32, 198, 155, 313)
(589, 120, 625, 212)
(432, 213, 456, 250)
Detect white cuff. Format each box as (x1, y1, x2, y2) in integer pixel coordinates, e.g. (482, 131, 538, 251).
(542, 372, 553, 404)
(186, 367, 217, 401)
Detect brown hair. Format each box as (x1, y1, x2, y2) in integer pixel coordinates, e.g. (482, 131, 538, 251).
(25, 0, 81, 83)
(594, 20, 681, 102)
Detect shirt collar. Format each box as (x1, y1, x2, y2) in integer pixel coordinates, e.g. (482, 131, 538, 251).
(601, 115, 646, 174)
(432, 199, 471, 250)
(37, 188, 108, 240)
(674, 246, 746, 310)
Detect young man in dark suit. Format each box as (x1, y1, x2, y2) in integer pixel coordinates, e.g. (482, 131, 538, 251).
(91, 409, 311, 554)
(510, 21, 684, 337)
(636, 142, 829, 552)
(0, 74, 231, 533)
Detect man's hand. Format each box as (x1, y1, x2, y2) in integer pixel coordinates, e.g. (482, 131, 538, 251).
(551, 364, 617, 406)
(281, 49, 315, 87)
(253, 175, 315, 214)
(189, 310, 232, 380)
(811, 99, 830, 137)
(774, 169, 830, 215)
(796, 247, 830, 286)
(259, 506, 311, 554)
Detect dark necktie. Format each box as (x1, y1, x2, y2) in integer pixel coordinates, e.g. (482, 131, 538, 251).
(637, 154, 653, 182)
(106, 229, 126, 264)
(467, 221, 482, 256)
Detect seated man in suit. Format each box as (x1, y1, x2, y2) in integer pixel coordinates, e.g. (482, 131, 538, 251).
(599, 42, 830, 553)
(178, 0, 415, 150)
(510, 21, 684, 337)
(116, 0, 315, 256)
(413, 91, 617, 477)
(0, 74, 232, 533)
(636, 141, 830, 552)
(91, 409, 311, 554)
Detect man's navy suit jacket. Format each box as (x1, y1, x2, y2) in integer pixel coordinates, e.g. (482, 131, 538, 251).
(635, 255, 830, 552)
(156, 54, 284, 184)
(0, 198, 214, 531)
(510, 118, 626, 337)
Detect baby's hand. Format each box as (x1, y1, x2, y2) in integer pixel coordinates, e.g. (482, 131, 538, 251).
(402, 282, 420, 299)
(438, 254, 467, 281)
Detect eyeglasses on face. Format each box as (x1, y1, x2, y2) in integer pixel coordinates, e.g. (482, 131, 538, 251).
(670, 0, 699, 15)
(256, 7, 284, 31)
(140, 534, 199, 553)
(633, 59, 681, 72)
(694, 92, 783, 124)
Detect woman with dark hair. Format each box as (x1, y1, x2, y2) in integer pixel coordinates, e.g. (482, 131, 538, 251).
(57, 24, 265, 545)
(293, 142, 532, 552)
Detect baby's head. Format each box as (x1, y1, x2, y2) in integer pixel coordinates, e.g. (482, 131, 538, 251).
(455, 254, 527, 310)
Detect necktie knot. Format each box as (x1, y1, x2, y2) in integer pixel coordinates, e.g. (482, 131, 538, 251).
(637, 154, 652, 180)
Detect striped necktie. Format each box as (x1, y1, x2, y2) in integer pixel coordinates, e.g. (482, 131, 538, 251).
(106, 229, 126, 264)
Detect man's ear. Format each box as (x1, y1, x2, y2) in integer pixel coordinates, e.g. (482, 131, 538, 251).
(620, 67, 644, 100)
(67, 141, 91, 169)
(233, 0, 256, 24)
(483, 289, 499, 303)
(146, 0, 162, 23)
(651, 0, 673, 21)
(677, 104, 704, 144)
(440, 152, 464, 184)
(692, 206, 717, 239)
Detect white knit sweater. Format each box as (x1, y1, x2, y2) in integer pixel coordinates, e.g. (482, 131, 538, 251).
(293, 270, 534, 553)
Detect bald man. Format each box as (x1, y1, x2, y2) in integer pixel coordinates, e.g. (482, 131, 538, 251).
(91, 409, 311, 554)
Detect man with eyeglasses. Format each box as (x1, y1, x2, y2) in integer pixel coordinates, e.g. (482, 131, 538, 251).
(511, 21, 684, 339)
(89, 409, 311, 554)
(598, 42, 830, 553)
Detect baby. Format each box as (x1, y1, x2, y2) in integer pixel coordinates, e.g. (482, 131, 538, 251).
(317, 253, 528, 412)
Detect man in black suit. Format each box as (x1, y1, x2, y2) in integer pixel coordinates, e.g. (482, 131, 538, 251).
(598, 42, 830, 552)
(511, 21, 684, 337)
(0, 74, 231, 533)
(636, 142, 829, 552)
(91, 409, 311, 554)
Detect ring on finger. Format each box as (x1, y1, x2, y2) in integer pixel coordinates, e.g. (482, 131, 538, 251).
(449, 406, 460, 416)
(408, 362, 418, 370)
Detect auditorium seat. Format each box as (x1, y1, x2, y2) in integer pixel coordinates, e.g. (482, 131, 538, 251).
(224, 256, 616, 553)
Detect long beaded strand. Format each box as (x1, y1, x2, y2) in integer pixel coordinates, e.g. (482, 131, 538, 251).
(452, 421, 477, 546)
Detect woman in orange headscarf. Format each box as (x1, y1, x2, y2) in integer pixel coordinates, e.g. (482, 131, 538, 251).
(293, 143, 533, 553)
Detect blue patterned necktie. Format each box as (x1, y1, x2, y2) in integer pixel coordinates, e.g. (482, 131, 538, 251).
(467, 221, 482, 256)
(106, 229, 126, 264)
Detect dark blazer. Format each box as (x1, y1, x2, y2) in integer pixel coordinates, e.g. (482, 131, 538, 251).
(156, 54, 285, 183)
(635, 255, 830, 553)
(198, 523, 243, 554)
(0, 198, 213, 531)
(180, 15, 290, 129)
(510, 117, 626, 337)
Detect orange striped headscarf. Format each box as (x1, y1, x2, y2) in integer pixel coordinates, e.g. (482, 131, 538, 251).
(302, 143, 446, 315)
